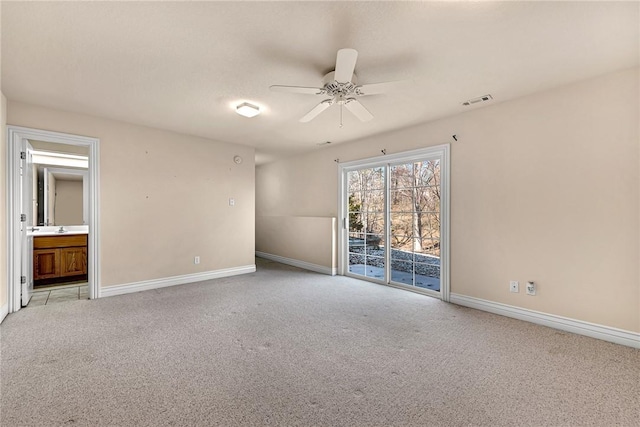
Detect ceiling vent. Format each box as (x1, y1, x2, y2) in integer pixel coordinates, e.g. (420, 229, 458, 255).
(463, 94, 493, 106)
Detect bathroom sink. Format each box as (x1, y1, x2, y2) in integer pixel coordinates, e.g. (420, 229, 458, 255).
(27, 225, 89, 236)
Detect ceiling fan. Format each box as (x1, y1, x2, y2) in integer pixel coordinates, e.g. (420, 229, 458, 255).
(270, 48, 406, 126)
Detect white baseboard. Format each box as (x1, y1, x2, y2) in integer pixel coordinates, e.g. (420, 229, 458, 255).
(0, 302, 8, 324)
(256, 251, 336, 276)
(99, 265, 256, 298)
(450, 293, 640, 349)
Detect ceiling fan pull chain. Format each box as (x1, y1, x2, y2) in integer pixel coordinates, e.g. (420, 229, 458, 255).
(340, 103, 344, 128)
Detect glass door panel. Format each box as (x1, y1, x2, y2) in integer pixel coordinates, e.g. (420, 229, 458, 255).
(344, 157, 442, 294)
(389, 160, 441, 292)
(347, 167, 386, 280)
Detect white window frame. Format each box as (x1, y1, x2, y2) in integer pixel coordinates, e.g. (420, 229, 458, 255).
(337, 144, 450, 301)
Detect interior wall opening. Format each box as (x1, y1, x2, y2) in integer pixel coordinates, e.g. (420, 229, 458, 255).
(7, 126, 100, 314)
(28, 141, 90, 306)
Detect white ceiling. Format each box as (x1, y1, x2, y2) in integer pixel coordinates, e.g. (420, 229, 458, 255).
(2, 1, 638, 164)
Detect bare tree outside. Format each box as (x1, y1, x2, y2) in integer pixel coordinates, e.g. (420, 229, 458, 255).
(347, 167, 385, 245)
(347, 160, 440, 289)
(390, 160, 440, 256)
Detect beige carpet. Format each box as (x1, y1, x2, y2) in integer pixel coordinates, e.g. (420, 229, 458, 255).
(1, 258, 638, 426)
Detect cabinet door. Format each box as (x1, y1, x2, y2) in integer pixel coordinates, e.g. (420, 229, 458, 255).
(60, 247, 88, 277)
(34, 249, 61, 280)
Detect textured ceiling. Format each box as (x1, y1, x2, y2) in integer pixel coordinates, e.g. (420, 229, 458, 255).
(2, 1, 638, 164)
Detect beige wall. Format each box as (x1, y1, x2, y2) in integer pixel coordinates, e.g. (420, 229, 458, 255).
(54, 179, 83, 225)
(256, 67, 639, 332)
(256, 216, 337, 272)
(0, 92, 7, 314)
(8, 101, 255, 287)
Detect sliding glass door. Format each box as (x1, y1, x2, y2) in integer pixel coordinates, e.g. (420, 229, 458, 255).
(346, 167, 385, 280)
(389, 160, 441, 291)
(341, 146, 449, 300)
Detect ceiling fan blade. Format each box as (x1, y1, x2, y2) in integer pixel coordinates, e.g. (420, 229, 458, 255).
(300, 100, 333, 123)
(334, 48, 358, 83)
(270, 85, 325, 95)
(356, 80, 413, 96)
(345, 99, 373, 122)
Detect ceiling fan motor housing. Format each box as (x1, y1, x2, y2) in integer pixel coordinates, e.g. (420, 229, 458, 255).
(322, 71, 359, 98)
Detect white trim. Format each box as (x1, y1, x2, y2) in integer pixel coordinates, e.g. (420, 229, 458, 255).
(440, 145, 450, 302)
(32, 151, 88, 168)
(338, 144, 449, 170)
(256, 251, 337, 276)
(0, 302, 8, 324)
(337, 166, 346, 276)
(87, 134, 100, 301)
(7, 126, 100, 313)
(450, 293, 640, 349)
(99, 265, 257, 298)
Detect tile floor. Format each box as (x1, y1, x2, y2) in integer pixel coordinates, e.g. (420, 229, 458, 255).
(27, 284, 89, 307)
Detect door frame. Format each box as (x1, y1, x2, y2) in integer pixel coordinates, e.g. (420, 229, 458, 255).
(7, 126, 100, 313)
(337, 144, 450, 301)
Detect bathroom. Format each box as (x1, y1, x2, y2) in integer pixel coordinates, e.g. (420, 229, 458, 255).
(26, 140, 89, 306)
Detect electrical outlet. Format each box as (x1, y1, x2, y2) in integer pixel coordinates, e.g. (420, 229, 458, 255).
(509, 281, 519, 293)
(229, 198, 235, 206)
(194, 256, 200, 265)
(526, 281, 536, 296)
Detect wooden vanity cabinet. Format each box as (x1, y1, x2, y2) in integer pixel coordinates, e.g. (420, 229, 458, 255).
(34, 234, 88, 282)
(59, 246, 87, 277)
(33, 248, 60, 279)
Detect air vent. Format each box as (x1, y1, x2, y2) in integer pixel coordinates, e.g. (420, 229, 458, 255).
(463, 94, 493, 106)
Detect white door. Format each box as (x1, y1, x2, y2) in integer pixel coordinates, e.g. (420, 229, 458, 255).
(340, 145, 450, 300)
(21, 140, 35, 306)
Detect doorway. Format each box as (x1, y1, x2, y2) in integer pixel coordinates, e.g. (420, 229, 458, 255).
(7, 126, 100, 313)
(339, 145, 450, 301)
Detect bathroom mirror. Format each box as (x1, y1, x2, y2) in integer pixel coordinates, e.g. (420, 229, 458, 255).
(38, 167, 88, 226)
(29, 140, 89, 226)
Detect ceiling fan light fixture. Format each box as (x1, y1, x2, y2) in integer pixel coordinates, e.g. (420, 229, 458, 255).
(236, 102, 261, 118)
